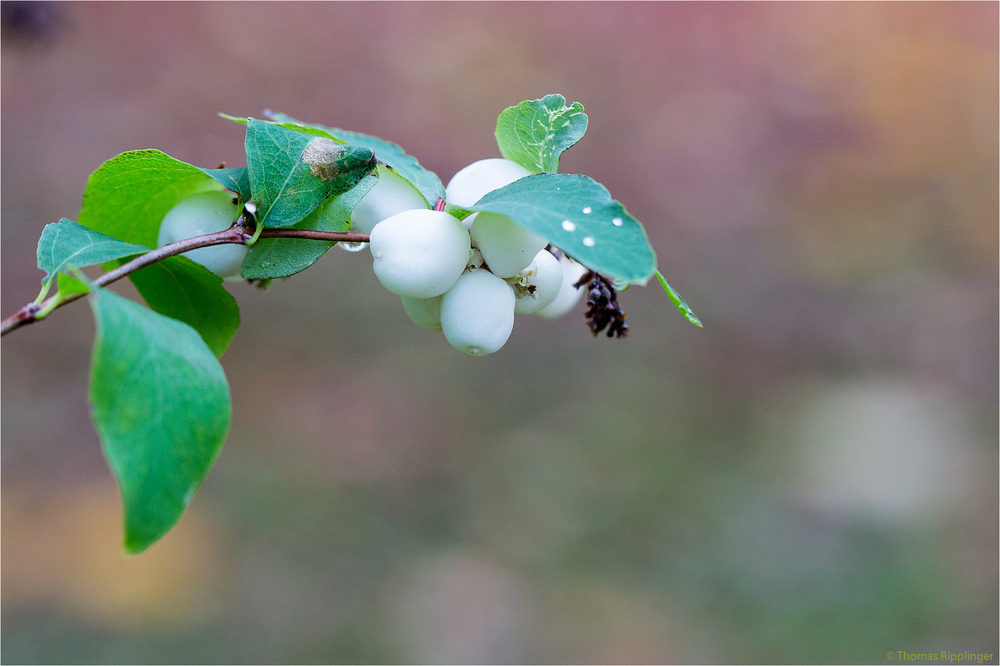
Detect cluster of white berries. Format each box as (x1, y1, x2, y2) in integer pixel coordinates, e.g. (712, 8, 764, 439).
(155, 159, 589, 356)
(362, 158, 588, 355)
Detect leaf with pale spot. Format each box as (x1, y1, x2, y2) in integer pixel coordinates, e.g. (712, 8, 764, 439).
(244, 119, 376, 228)
(265, 111, 446, 207)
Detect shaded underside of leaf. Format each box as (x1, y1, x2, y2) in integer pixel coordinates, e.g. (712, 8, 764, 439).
(201, 166, 252, 204)
(87, 286, 231, 553)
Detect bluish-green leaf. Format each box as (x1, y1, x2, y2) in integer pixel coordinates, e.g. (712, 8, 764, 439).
(37, 218, 150, 287)
(87, 286, 231, 554)
(128, 255, 241, 358)
(470, 173, 656, 284)
(265, 111, 446, 207)
(241, 171, 378, 280)
(78, 150, 225, 248)
(495, 94, 588, 174)
(201, 166, 252, 203)
(244, 118, 376, 228)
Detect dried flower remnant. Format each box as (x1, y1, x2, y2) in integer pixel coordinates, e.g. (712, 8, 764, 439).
(576, 270, 628, 338)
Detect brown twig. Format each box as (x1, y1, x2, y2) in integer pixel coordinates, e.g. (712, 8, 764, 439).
(0, 226, 370, 337)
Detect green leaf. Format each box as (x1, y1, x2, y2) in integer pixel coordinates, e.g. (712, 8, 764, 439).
(87, 286, 231, 554)
(201, 166, 252, 204)
(241, 171, 378, 280)
(78, 149, 225, 248)
(220, 112, 349, 143)
(470, 173, 656, 284)
(654, 269, 703, 327)
(265, 111, 446, 207)
(76, 151, 242, 354)
(56, 273, 89, 298)
(37, 218, 150, 287)
(244, 118, 376, 228)
(495, 94, 588, 174)
(128, 256, 241, 357)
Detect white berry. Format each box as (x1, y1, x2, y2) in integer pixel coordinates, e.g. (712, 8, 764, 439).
(534, 254, 589, 319)
(445, 158, 531, 208)
(369, 209, 471, 298)
(157, 190, 246, 280)
(400, 294, 443, 330)
(350, 164, 428, 235)
(440, 268, 515, 356)
(512, 249, 563, 314)
(470, 212, 548, 278)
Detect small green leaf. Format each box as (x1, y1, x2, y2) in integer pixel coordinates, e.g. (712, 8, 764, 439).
(654, 269, 703, 327)
(88, 286, 231, 553)
(128, 256, 241, 357)
(470, 173, 656, 284)
(495, 94, 588, 174)
(265, 111, 446, 207)
(241, 170, 378, 280)
(244, 118, 376, 228)
(78, 150, 225, 248)
(37, 218, 150, 287)
(201, 166, 252, 204)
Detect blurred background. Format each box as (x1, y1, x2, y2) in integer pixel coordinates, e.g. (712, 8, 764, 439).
(2, 2, 997, 663)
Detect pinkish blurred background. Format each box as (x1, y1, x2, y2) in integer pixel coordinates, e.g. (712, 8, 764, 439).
(2, 2, 997, 663)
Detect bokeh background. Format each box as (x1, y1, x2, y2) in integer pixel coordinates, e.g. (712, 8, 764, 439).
(2, 2, 997, 663)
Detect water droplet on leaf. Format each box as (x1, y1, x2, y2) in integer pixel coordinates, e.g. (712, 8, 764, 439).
(561, 220, 576, 232)
(582, 236, 596, 247)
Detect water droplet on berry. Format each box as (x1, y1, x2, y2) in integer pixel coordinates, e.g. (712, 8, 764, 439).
(561, 220, 576, 232)
(582, 236, 596, 247)
(339, 241, 366, 253)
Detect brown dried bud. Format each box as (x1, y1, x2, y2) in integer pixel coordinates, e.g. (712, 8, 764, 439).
(576, 270, 629, 338)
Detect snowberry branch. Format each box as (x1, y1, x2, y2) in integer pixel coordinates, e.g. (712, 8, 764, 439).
(0, 225, 371, 337)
